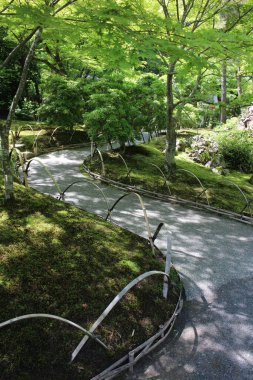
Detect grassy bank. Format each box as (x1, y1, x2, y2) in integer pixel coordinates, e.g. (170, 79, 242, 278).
(84, 137, 253, 215)
(0, 183, 180, 380)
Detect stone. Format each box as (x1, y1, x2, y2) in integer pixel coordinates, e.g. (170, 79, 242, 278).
(205, 161, 212, 168)
(212, 166, 226, 175)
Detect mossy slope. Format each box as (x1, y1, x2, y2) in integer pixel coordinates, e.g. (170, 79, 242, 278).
(85, 138, 252, 215)
(0, 183, 179, 380)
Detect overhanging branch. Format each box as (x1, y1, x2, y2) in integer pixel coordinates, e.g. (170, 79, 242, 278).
(0, 0, 15, 15)
(53, 0, 78, 16)
(1, 26, 40, 68)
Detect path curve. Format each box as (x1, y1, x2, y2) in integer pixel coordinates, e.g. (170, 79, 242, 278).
(28, 146, 253, 380)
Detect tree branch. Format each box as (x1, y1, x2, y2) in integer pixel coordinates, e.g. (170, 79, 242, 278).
(42, 43, 66, 75)
(192, 0, 210, 31)
(182, 0, 195, 24)
(0, 0, 15, 15)
(191, 0, 231, 31)
(1, 26, 40, 68)
(176, 0, 180, 22)
(247, 25, 253, 35)
(53, 0, 78, 16)
(35, 57, 63, 74)
(225, 6, 253, 33)
(155, 49, 170, 68)
(5, 27, 42, 132)
(50, 0, 61, 6)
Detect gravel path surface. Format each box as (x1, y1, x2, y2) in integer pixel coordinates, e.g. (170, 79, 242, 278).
(28, 146, 253, 380)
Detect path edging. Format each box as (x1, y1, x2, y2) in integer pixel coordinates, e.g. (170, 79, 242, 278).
(83, 164, 253, 226)
(91, 287, 183, 380)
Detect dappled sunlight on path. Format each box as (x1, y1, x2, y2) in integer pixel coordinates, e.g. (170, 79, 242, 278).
(128, 277, 253, 380)
(28, 147, 253, 380)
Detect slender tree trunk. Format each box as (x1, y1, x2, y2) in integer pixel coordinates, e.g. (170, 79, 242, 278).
(1, 26, 39, 68)
(34, 79, 42, 104)
(165, 61, 177, 173)
(1, 27, 42, 200)
(220, 61, 227, 124)
(236, 66, 242, 96)
(0, 125, 13, 200)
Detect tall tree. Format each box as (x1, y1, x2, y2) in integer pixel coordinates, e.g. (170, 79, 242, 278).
(127, 0, 253, 172)
(220, 61, 227, 123)
(0, 0, 78, 200)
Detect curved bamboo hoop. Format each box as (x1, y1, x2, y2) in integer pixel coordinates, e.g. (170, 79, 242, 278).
(71, 270, 171, 362)
(106, 192, 154, 254)
(32, 129, 44, 153)
(0, 313, 107, 351)
(114, 153, 131, 182)
(150, 163, 171, 195)
(90, 288, 183, 380)
(83, 165, 253, 225)
(94, 148, 105, 176)
(12, 124, 35, 148)
(221, 179, 252, 217)
(240, 199, 253, 218)
(69, 129, 76, 143)
(177, 168, 209, 205)
(49, 127, 61, 145)
(18, 124, 35, 138)
(9, 147, 28, 187)
(59, 179, 110, 218)
(25, 158, 62, 195)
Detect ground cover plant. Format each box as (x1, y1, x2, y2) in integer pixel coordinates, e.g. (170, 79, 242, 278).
(2, 120, 89, 154)
(0, 182, 181, 380)
(84, 136, 253, 216)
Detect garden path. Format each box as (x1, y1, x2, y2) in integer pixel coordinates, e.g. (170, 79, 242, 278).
(28, 146, 253, 380)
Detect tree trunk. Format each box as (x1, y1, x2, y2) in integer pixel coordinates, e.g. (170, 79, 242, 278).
(1, 27, 42, 200)
(0, 125, 14, 200)
(34, 78, 42, 104)
(236, 66, 242, 97)
(220, 61, 227, 124)
(165, 62, 177, 173)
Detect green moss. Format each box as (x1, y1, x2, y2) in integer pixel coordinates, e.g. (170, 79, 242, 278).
(0, 183, 180, 380)
(85, 136, 253, 215)
(117, 259, 140, 273)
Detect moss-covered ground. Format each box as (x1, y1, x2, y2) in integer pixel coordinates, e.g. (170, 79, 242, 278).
(1, 119, 89, 155)
(85, 136, 253, 216)
(0, 182, 180, 380)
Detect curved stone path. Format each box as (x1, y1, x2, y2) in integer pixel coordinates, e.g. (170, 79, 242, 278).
(28, 146, 253, 380)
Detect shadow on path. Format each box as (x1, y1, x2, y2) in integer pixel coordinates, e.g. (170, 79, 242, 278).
(126, 276, 253, 380)
(27, 148, 253, 380)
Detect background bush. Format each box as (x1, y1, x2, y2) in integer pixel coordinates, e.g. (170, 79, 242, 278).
(217, 130, 253, 172)
(38, 76, 83, 130)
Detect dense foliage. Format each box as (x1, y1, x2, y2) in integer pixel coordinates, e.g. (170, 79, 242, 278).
(1, 0, 253, 196)
(38, 76, 83, 129)
(218, 130, 253, 172)
(83, 74, 166, 144)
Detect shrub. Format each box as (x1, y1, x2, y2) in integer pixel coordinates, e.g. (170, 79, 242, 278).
(15, 98, 38, 120)
(217, 130, 253, 172)
(175, 103, 201, 129)
(214, 117, 239, 132)
(38, 76, 83, 130)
